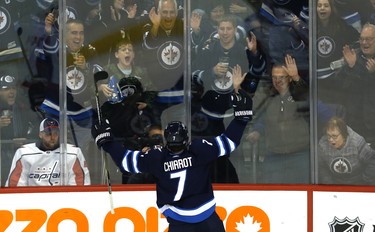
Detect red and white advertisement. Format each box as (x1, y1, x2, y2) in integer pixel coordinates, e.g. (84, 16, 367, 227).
(2, 185, 375, 231)
(0, 186, 307, 232)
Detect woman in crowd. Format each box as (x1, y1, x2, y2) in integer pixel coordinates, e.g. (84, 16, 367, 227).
(318, 116, 375, 185)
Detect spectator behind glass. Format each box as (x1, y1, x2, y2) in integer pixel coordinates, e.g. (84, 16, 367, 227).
(333, 0, 373, 33)
(190, 1, 227, 57)
(192, 14, 265, 135)
(101, 76, 157, 149)
(142, 0, 184, 124)
(337, 23, 375, 147)
(39, 16, 100, 155)
(97, 0, 145, 64)
(316, 0, 359, 79)
(5, 118, 91, 187)
(0, 73, 40, 186)
(316, 0, 360, 108)
(246, 56, 310, 184)
(101, 39, 156, 107)
(191, 15, 265, 184)
(363, 0, 375, 25)
(190, 1, 248, 59)
(263, 0, 309, 80)
(229, 0, 254, 20)
(100, 76, 158, 183)
(126, 124, 164, 184)
(318, 116, 375, 185)
(147, 124, 164, 146)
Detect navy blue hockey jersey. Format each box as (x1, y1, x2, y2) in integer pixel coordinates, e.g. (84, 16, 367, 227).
(103, 119, 248, 223)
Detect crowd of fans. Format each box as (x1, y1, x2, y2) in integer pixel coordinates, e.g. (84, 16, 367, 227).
(1, 0, 375, 186)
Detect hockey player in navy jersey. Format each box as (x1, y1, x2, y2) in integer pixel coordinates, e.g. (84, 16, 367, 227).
(92, 65, 252, 231)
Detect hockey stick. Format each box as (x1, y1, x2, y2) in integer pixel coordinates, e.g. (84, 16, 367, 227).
(93, 70, 115, 214)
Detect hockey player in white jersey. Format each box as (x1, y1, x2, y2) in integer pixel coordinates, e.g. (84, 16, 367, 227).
(5, 118, 91, 186)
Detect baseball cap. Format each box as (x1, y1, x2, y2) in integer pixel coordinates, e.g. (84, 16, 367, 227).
(0, 75, 16, 89)
(40, 118, 59, 132)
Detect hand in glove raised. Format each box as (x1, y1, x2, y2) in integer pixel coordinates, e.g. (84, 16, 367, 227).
(91, 119, 113, 148)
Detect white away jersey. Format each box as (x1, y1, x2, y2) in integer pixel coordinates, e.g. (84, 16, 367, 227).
(6, 143, 90, 186)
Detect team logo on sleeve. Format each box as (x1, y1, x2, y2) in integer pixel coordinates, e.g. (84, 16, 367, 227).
(157, 41, 183, 70)
(328, 217, 364, 232)
(318, 36, 335, 58)
(66, 66, 87, 94)
(0, 6, 11, 35)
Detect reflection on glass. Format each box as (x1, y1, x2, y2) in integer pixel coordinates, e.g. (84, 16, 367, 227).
(9, 0, 375, 187)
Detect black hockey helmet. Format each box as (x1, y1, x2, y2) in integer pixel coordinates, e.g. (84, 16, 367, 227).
(118, 76, 143, 98)
(164, 121, 189, 153)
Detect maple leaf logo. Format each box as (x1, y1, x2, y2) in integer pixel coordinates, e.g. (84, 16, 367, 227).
(235, 214, 262, 232)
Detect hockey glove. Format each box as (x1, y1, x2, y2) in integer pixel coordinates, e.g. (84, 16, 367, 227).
(231, 89, 253, 122)
(91, 119, 113, 148)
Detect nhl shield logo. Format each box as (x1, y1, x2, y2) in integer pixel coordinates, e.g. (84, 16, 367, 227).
(0, 6, 11, 35)
(66, 66, 87, 94)
(328, 216, 364, 232)
(157, 41, 183, 70)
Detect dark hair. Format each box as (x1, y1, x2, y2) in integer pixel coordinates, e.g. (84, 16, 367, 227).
(115, 38, 133, 51)
(217, 14, 238, 28)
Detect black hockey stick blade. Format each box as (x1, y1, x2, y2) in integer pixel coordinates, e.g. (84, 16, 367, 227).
(94, 70, 108, 83)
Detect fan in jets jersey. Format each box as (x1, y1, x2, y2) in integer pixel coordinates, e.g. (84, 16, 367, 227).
(6, 118, 91, 186)
(92, 66, 252, 231)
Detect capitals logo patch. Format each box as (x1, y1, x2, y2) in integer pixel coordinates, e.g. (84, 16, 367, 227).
(157, 41, 182, 70)
(329, 217, 364, 232)
(0, 6, 11, 35)
(318, 36, 335, 58)
(66, 66, 87, 94)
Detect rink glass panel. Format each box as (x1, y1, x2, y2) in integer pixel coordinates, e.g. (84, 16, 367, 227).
(1, 0, 364, 187)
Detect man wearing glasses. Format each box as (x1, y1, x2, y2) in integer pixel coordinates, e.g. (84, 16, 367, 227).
(246, 54, 310, 184)
(337, 23, 375, 148)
